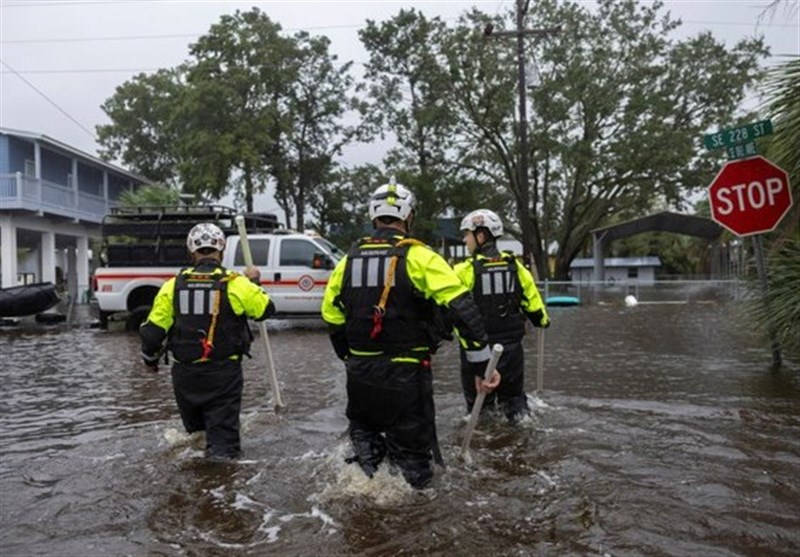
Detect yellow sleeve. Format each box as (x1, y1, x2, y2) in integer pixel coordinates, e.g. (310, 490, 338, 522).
(228, 274, 271, 319)
(516, 259, 549, 322)
(406, 246, 469, 306)
(452, 259, 475, 290)
(143, 277, 176, 332)
(321, 255, 348, 326)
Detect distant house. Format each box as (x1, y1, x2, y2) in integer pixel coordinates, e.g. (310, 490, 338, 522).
(570, 256, 661, 284)
(0, 127, 149, 297)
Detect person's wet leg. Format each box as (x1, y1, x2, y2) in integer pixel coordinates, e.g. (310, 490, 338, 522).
(348, 423, 386, 477)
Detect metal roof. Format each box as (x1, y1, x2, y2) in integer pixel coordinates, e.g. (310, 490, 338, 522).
(591, 211, 723, 241)
(1, 127, 151, 183)
(571, 256, 661, 269)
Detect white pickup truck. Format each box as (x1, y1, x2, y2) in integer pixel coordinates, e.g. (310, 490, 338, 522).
(92, 206, 343, 329)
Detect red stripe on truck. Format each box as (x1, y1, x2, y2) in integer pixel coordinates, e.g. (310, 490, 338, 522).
(94, 274, 327, 287)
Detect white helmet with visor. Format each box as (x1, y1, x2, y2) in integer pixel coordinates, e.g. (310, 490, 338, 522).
(459, 209, 504, 238)
(368, 179, 416, 222)
(186, 222, 226, 253)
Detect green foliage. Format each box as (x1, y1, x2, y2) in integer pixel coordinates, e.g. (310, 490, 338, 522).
(763, 58, 800, 224)
(751, 238, 800, 358)
(308, 164, 383, 247)
(430, 0, 767, 278)
(97, 7, 356, 225)
(613, 232, 711, 277)
(267, 32, 360, 230)
(98, 1, 772, 271)
(97, 68, 186, 186)
(117, 184, 181, 207)
(360, 10, 493, 243)
(179, 8, 291, 210)
(747, 58, 800, 360)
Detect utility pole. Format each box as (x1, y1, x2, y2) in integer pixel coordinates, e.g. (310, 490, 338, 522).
(484, 0, 559, 278)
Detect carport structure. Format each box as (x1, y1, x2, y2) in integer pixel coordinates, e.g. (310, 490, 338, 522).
(591, 211, 724, 281)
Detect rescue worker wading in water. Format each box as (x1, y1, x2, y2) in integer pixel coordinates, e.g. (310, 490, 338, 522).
(321, 180, 501, 489)
(454, 209, 549, 424)
(139, 223, 275, 459)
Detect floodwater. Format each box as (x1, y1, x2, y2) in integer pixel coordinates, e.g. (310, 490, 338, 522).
(0, 300, 798, 557)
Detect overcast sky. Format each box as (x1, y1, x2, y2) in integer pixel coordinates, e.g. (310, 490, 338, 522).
(1, 0, 798, 194)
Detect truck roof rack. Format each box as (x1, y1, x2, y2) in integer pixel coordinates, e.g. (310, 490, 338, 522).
(101, 205, 281, 267)
(102, 205, 280, 237)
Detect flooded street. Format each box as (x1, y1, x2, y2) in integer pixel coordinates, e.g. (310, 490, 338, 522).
(1, 301, 798, 556)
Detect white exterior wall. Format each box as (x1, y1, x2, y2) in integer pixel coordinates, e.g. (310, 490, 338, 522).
(571, 265, 658, 284)
(0, 213, 99, 298)
(0, 214, 18, 287)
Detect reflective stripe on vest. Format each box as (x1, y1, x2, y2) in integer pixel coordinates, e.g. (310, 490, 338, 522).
(472, 255, 525, 343)
(350, 254, 395, 289)
(480, 263, 516, 298)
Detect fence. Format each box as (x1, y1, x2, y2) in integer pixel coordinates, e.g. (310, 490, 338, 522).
(538, 279, 747, 305)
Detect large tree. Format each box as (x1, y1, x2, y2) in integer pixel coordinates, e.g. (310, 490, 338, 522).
(178, 8, 294, 211)
(266, 32, 360, 230)
(97, 8, 357, 222)
(437, 0, 767, 278)
(359, 9, 474, 242)
(308, 164, 384, 246)
(97, 68, 186, 186)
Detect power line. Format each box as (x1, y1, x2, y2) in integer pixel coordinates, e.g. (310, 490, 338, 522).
(1, 33, 199, 44)
(1, 0, 153, 7)
(0, 68, 162, 74)
(0, 58, 96, 140)
(0, 22, 369, 45)
(0, 16, 795, 46)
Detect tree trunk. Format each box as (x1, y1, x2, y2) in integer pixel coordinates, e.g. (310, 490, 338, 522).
(244, 166, 254, 213)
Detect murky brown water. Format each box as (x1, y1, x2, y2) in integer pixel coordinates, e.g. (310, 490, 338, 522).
(1, 300, 798, 556)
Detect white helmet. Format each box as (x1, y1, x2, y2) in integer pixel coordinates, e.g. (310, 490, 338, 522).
(187, 223, 226, 253)
(368, 179, 416, 222)
(460, 209, 504, 238)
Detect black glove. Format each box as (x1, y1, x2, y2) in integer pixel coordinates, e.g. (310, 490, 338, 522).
(329, 328, 350, 361)
(527, 309, 550, 329)
(142, 352, 160, 373)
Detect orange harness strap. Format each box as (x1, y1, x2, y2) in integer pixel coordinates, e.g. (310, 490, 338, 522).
(369, 238, 425, 340)
(199, 274, 236, 362)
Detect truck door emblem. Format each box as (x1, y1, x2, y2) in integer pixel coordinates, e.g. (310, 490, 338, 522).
(298, 275, 315, 292)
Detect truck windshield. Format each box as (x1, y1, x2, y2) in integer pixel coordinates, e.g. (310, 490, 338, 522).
(315, 237, 345, 261)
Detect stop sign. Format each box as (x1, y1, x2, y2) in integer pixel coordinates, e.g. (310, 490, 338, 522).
(707, 155, 793, 236)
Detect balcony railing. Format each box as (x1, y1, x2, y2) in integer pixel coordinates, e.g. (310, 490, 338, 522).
(0, 172, 114, 223)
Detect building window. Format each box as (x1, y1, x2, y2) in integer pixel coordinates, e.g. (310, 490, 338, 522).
(628, 267, 639, 278)
(24, 159, 35, 177)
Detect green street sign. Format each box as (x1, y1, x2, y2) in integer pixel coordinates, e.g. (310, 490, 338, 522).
(726, 141, 758, 160)
(704, 119, 773, 150)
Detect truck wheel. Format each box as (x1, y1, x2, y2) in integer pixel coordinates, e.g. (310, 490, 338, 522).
(126, 306, 151, 332)
(98, 310, 111, 329)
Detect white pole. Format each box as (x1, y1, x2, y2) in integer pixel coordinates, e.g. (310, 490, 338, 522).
(460, 344, 504, 463)
(536, 329, 545, 393)
(235, 215, 285, 411)
(529, 254, 546, 394)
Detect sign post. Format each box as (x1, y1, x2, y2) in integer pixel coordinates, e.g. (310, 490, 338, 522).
(707, 155, 793, 369)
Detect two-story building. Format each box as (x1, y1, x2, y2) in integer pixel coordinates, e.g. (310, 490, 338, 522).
(0, 127, 149, 300)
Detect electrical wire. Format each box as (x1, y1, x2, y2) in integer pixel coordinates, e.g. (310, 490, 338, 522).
(0, 58, 96, 139)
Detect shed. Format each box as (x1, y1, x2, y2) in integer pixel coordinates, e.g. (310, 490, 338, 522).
(570, 256, 661, 284)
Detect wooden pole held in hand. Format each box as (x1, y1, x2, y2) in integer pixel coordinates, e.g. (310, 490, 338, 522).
(461, 343, 504, 463)
(235, 215, 285, 411)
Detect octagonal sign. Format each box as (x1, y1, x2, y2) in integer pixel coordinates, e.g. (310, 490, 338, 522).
(707, 155, 793, 237)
